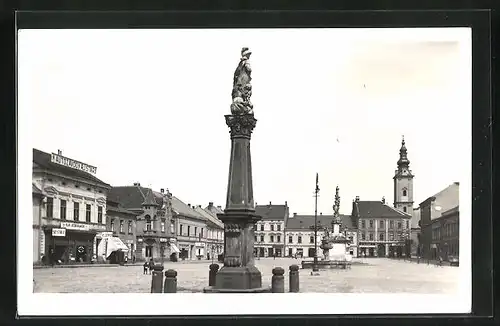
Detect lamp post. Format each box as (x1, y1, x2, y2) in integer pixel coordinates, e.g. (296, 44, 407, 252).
(312, 173, 320, 272)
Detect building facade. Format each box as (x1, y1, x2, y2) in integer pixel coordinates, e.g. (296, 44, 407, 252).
(254, 202, 289, 258)
(195, 203, 224, 260)
(411, 207, 421, 256)
(106, 197, 139, 261)
(33, 184, 45, 263)
(108, 184, 176, 262)
(33, 149, 110, 264)
(172, 199, 208, 260)
(419, 182, 460, 260)
(352, 197, 412, 257)
(285, 213, 355, 258)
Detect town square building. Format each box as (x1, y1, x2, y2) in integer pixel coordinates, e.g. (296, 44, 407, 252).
(254, 202, 289, 258)
(194, 203, 224, 260)
(108, 184, 176, 262)
(33, 149, 110, 264)
(419, 182, 460, 260)
(32, 184, 45, 263)
(105, 197, 139, 262)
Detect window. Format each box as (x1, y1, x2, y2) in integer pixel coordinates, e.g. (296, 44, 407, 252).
(161, 221, 165, 233)
(73, 202, 79, 221)
(98, 206, 103, 224)
(397, 222, 402, 229)
(120, 220, 124, 233)
(179, 224, 183, 235)
(260, 224, 264, 231)
(60, 200, 67, 220)
(390, 233, 394, 241)
(86, 204, 91, 222)
(403, 207, 407, 213)
(402, 189, 407, 196)
(380, 220, 384, 228)
(310, 236, 314, 243)
(270, 224, 274, 231)
(361, 220, 366, 228)
(201, 228, 204, 238)
(260, 235, 264, 242)
(390, 220, 394, 229)
(111, 220, 115, 232)
(369, 220, 373, 228)
(187, 225, 191, 236)
(288, 236, 293, 244)
(277, 235, 281, 242)
(145, 215, 152, 231)
(270, 235, 274, 243)
(406, 221, 409, 229)
(369, 233, 374, 241)
(361, 233, 366, 240)
(128, 221, 132, 234)
(254, 236, 257, 242)
(298, 236, 302, 244)
(46, 198, 54, 218)
(195, 227, 198, 237)
(277, 224, 281, 231)
(379, 233, 384, 241)
(171, 221, 175, 234)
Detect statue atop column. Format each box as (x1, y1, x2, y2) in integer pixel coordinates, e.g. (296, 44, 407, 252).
(333, 186, 341, 224)
(231, 47, 254, 115)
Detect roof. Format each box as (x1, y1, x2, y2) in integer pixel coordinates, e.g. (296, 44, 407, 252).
(194, 206, 224, 229)
(142, 188, 158, 206)
(419, 182, 459, 220)
(286, 214, 353, 230)
(205, 204, 224, 216)
(354, 201, 410, 219)
(170, 196, 206, 221)
(441, 206, 459, 218)
(255, 203, 288, 220)
(106, 198, 139, 216)
(109, 186, 163, 209)
(33, 148, 110, 188)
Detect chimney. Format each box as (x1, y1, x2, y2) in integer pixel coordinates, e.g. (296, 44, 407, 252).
(355, 196, 360, 202)
(208, 202, 214, 208)
(188, 204, 191, 208)
(381, 196, 385, 204)
(293, 213, 297, 217)
(320, 212, 322, 215)
(198, 205, 202, 208)
(285, 201, 288, 206)
(160, 188, 164, 194)
(217, 205, 222, 209)
(57, 149, 62, 155)
(269, 201, 272, 206)
(133, 182, 141, 187)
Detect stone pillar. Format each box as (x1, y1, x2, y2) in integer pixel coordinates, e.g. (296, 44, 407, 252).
(271, 267, 285, 293)
(289, 265, 300, 293)
(209, 263, 219, 286)
(151, 264, 164, 293)
(204, 114, 270, 293)
(164, 269, 177, 293)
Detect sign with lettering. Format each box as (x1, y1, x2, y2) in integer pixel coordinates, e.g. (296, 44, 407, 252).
(160, 238, 168, 243)
(51, 153, 97, 175)
(195, 242, 205, 247)
(60, 222, 90, 231)
(52, 228, 66, 237)
(97, 231, 113, 238)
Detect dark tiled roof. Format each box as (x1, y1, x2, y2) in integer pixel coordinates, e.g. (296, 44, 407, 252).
(142, 188, 159, 206)
(205, 204, 224, 216)
(109, 186, 163, 209)
(255, 204, 288, 220)
(355, 201, 409, 218)
(106, 198, 139, 216)
(441, 205, 459, 217)
(170, 197, 206, 221)
(286, 214, 353, 230)
(33, 148, 110, 188)
(194, 206, 224, 229)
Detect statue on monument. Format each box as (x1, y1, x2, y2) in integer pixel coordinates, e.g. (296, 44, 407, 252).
(231, 47, 254, 115)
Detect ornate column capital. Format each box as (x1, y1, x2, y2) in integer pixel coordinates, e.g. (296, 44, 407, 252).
(225, 114, 257, 139)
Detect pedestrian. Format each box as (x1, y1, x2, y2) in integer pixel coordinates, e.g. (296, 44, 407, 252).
(149, 258, 154, 274)
(273, 253, 276, 260)
(132, 255, 136, 264)
(439, 256, 443, 267)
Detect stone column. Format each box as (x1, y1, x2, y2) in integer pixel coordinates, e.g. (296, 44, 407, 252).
(204, 114, 269, 293)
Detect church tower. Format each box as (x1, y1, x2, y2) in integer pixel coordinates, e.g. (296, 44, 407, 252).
(393, 136, 414, 214)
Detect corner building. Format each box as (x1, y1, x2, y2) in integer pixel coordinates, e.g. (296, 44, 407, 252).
(33, 149, 110, 264)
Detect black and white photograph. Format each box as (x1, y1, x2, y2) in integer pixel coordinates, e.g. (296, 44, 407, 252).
(18, 27, 472, 315)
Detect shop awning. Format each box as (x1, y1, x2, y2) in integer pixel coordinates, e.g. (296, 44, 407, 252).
(105, 237, 129, 258)
(170, 243, 180, 253)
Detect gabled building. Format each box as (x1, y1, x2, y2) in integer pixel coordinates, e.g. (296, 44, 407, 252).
(193, 203, 224, 260)
(285, 213, 355, 258)
(419, 182, 460, 260)
(254, 202, 289, 257)
(352, 197, 412, 257)
(105, 197, 140, 261)
(108, 184, 175, 262)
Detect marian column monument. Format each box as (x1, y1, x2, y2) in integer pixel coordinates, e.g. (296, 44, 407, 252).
(320, 186, 350, 262)
(204, 48, 270, 293)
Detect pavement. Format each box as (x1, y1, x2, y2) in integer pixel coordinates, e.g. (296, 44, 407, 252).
(33, 257, 460, 294)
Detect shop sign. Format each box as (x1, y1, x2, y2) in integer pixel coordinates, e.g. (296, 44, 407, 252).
(91, 224, 107, 231)
(51, 152, 97, 175)
(60, 222, 90, 231)
(160, 238, 168, 243)
(52, 228, 66, 237)
(195, 242, 205, 247)
(97, 231, 113, 238)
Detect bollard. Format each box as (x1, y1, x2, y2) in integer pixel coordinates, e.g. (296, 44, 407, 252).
(271, 267, 285, 293)
(164, 269, 177, 293)
(151, 264, 164, 293)
(209, 263, 219, 287)
(289, 264, 300, 293)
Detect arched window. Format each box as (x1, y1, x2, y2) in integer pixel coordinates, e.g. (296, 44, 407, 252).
(403, 207, 407, 213)
(402, 189, 407, 196)
(145, 215, 152, 231)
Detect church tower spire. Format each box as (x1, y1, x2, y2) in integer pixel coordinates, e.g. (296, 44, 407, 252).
(393, 136, 414, 214)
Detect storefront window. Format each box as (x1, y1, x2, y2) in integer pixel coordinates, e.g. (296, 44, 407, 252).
(86, 204, 91, 222)
(46, 197, 53, 218)
(73, 202, 79, 221)
(60, 200, 67, 220)
(98, 206, 103, 224)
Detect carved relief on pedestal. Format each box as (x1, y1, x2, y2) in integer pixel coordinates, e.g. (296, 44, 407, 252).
(225, 223, 242, 234)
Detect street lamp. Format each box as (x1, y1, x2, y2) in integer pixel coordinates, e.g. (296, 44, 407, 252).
(312, 173, 320, 272)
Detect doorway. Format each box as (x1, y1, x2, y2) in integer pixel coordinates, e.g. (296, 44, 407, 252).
(368, 248, 375, 257)
(308, 248, 316, 258)
(377, 244, 386, 258)
(288, 248, 293, 257)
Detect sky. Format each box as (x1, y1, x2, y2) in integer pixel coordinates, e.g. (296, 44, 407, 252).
(18, 28, 471, 215)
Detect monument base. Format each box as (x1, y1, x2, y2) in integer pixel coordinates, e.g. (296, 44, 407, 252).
(203, 286, 271, 293)
(211, 265, 263, 290)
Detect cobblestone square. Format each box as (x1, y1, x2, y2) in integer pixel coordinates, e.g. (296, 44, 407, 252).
(33, 258, 460, 294)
